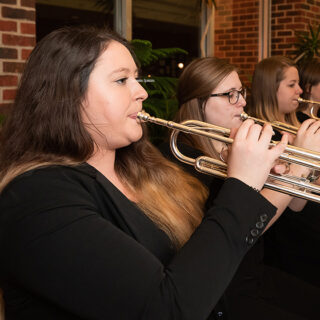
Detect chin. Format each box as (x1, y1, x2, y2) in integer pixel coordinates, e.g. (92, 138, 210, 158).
(232, 120, 242, 129)
(130, 128, 143, 142)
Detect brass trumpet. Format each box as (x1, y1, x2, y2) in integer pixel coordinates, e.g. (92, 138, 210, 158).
(138, 110, 320, 203)
(298, 97, 320, 120)
(240, 112, 298, 135)
(240, 98, 320, 135)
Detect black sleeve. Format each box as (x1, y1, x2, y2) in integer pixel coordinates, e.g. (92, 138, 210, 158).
(1, 172, 275, 320)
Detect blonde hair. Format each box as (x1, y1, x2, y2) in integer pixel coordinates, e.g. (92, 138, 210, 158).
(248, 56, 300, 126)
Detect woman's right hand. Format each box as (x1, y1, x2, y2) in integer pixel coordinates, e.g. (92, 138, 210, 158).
(294, 119, 320, 152)
(227, 119, 287, 191)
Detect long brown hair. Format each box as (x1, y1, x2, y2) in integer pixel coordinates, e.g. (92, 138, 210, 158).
(175, 57, 238, 158)
(0, 26, 207, 248)
(298, 59, 320, 112)
(248, 56, 300, 126)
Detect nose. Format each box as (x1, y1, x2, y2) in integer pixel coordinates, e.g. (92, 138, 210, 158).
(237, 93, 247, 108)
(135, 80, 148, 102)
(296, 84, 303, 96)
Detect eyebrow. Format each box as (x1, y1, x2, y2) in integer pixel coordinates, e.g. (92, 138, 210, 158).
(110, 67, 138, 75)
(222, 86, 242, 92)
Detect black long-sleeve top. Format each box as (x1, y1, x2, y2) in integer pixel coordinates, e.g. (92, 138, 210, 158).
(0, 163, 275, 319)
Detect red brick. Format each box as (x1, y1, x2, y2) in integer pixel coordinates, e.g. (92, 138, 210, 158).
(2, 34, 36, 46)
(233, 45, 246, 50)
(240, 51, 253, 56)
(3, 89, 16, 100)
(240, 39, 254, 44)
(0, 0, 16, 3)
(226, 51, 238, 57)
(2, 6, 35, 21)
(285, 23, 305, 29)
(218, 34, 231, 40)
(287, 10, 301, 16)
(233, 21, 245, 27)
(273, 0, 286, 4)
(286, 37, 298, 43)
(272, 24, 284, 30)
(21, 22, 35, 34)
(3, 62, 25, 73)
(272, 12, 285, 18)
(278, 18, 292, 23)
(278, 31, 293, 36)
(279, 44, 293, 49)
(0, 20, 17, 32)
(21, 48, 32, 60)
(21, 0, 35, 8)
(279, 5, 293, 10)
(220, 46, 232, 51)
(0, 47, 17, 59)
(295, 3, 311, 9)
(233, 57, 245, 63)
(0, 75, 18, 86)
(226, 40, 238, 45)
(246, 32, 258, 38)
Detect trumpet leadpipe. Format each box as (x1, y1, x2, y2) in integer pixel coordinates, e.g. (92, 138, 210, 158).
(298, 97, 320, 105)
(240, 112, 298, 135)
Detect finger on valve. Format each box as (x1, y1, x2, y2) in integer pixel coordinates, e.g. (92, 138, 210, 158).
(294, 119, 320, 152)
(227, 120, 286, 191)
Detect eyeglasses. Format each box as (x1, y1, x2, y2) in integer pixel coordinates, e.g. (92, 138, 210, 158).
(210, 88, 246, 105)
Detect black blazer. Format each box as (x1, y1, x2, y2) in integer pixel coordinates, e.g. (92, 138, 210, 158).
(0, 163, 275, 320)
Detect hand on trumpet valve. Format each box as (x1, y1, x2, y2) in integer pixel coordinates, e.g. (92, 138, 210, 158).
(227, 120, 288, 191)
(294, 119, 320, 153)
(279, 131, 295, 144)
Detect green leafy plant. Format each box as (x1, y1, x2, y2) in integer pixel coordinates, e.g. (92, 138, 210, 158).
(131, 39, 188, 145)
(294, 24, 320, 65)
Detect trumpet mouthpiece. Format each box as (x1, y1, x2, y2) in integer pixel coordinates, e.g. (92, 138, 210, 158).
(240, 112, 249, 121)
(137, 110, 150, 122)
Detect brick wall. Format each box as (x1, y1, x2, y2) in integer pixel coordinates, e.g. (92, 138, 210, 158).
(214, 0, 259, 86)
(213, 0, 320, 87)
(0, 0, 35, 116)
(271, 0, 320, 58)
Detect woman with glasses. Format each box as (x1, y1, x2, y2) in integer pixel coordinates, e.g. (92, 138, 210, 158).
(161, 56, 320, 319)
(248, 56, 320, 288)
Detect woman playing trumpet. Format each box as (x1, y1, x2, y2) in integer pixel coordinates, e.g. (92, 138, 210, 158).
(0, 26, 290, 320)
(248, 55, 320, 288)
(161, 56, 320, 319)
(298, 59, 320, 122)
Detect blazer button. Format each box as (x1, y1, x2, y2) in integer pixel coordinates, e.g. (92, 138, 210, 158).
(256, 221, 264, 229)
(250, 229, 259, 237)
(245, 235, 254, 245)
(260, 214, 268, 222)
